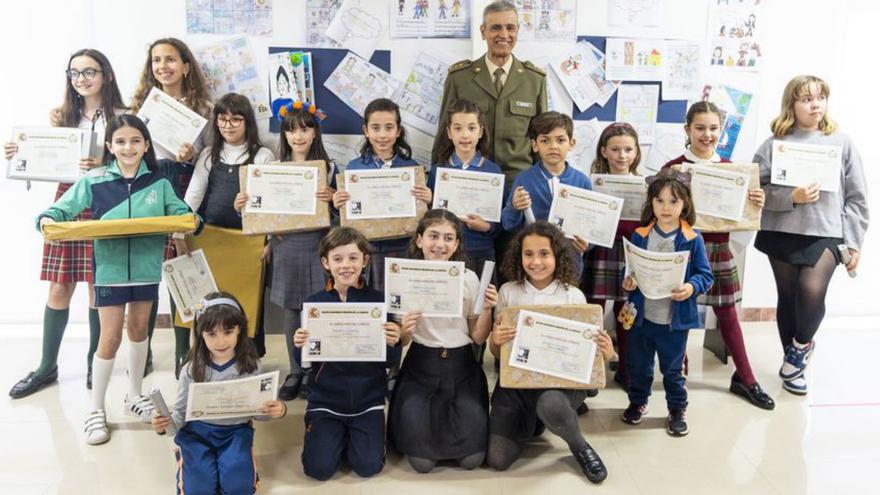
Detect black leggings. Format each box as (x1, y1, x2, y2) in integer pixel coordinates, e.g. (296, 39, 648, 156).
(768, 249, 838, 349)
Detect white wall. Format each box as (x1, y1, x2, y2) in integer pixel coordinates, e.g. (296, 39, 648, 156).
(0, 0, 877, 323)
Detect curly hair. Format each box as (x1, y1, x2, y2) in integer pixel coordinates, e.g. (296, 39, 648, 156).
(500, 220, 580, 287)
(405, 209, 467, 263)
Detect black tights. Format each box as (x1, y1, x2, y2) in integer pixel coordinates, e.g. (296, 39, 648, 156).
(768, 249, 838, 349)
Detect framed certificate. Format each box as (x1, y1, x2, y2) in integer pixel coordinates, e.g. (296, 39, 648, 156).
(547, 184, 623, 248)
(136, 87, 208, 155)
(384, 257, 465, 317)
(431, 168, 505, 222)
(238, 161, 331, 235)
(162, 249, 219, 323)
(688, 163, 750, 222)
(623, 238, 689, 300)
(499, 304, 606, 390)
(590, 174, 647, 221)
(186, 370, 279, 422)
(338, 167, 428, 241)
(301, 303, 387, 363)
(673, 162, 762, 232)
(508, 310, 599, 384)
(770, 140, 841, 192)
(7, 127, 96, 183)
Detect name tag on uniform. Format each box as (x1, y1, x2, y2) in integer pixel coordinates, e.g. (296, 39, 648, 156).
(515, 101, 534, 109)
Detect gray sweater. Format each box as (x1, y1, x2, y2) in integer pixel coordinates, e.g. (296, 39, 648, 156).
(754, 129, 869, 250)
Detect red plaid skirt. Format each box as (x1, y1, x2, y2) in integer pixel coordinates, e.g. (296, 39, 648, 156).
(699, 234, 741, 308)
(582, 221, 639, 301)
(40, 183, 94, 283)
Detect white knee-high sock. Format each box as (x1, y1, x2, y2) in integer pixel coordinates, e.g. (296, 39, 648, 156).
(91, 356, 115, 412)
(128, 338, 149, 399)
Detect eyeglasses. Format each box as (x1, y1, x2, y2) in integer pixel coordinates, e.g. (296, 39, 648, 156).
(217, 116, 246, 128)
(66, 68, 102, 81)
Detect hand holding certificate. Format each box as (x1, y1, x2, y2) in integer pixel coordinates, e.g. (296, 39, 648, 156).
(547, 184, 623, 248)
(137, 87, 207, 155)
(7, 127, 96, 183)
(385, 258, 465, 317)
(590, 174, 647, 221)
(771, 140, 841, 192)
(162, 249, 219, 322)
(301, 303, 388, 363)
(508, 310, 599, 385)
(432, 168, 505, 222)
(623, 238, 690, 300)
(186, 370, 279, 422)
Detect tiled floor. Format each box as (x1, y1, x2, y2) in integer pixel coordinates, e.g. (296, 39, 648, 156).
(1, 320, 877, 494)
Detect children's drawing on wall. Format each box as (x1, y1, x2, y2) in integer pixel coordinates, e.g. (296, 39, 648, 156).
(615, 84, 659, 143)
(307, 0, 343, 48)
(662, 41, 701, 101)
(512, 0, 577, 42)
(196, 37, 270, 119)
(390, 0, 470, 38)
(643, 123, 686, 173)
(569, 119, 603, 174)
(708, 0, 763, 71)
(325, 52, 399, 115)
(550, 41, 619, 111)
(607, 0, 662, 27)
(326, 0, 385, 60)
(606, 37, 665, 82)
(697, 83, 754, 159)
(393, 52, 449, 135)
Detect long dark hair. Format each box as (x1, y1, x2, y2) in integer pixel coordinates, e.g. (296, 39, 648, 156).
(58, 48, 128, 127)
(131, 38, 211, 117)
(187, 292, 258, 383)
(433, 99, 490, 164)
(103, 114, 159, 172)
(406, 209, 467, 263)
(501, 221, 580, 287)
(209, 93, 263, 166)
(278, 107, 331, 173)
(359, 98, 412, 159)
(640, 170, 697, 226)
(684, 101, 724, 148)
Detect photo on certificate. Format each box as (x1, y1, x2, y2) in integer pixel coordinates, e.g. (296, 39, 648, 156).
(162, 249, 219, 323)
(7, 127, 95, 183)
(590, 174, 647, 221)
(547, 184, 623, 248)
(384, 257, 465, 317)
(770, 140, 841, 192)
(186, 370, 279, 422)
(301, 303, 388, 363)
(508, 310, 599, 385)
(623, 238, 689, 300)
(431, 168, 505, 222)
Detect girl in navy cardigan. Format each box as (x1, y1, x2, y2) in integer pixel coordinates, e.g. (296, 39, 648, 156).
(619, 170, 713, 437)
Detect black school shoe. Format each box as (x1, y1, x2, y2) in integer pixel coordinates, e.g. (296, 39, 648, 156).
(666, 409, 689, 437)
(576, 402, 589, 416)
(730, 373, 776, 410)
(279, 373, 303, 401)
(9, 367, 58, 399)
(573, 443, 607, 484)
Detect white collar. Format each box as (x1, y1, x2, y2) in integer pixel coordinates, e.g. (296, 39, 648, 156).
(684, 148, 721, 164)
(524, 279, 562, 295)
(484, 53, 513, 75)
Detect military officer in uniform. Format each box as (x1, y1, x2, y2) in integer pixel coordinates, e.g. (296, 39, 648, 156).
(431, 0, 547, 185)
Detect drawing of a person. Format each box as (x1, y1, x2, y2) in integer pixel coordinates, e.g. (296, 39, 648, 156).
(275, 66, 291, 98)
(711, 46, 723, 65)
(747, 43, 761, 66)
(452, 0, 460, 17)
(624, 41, 634, 65)
(399, 0, 405, 15)
(744, 13, 756, 37)
(439, 0, 447, 18)
(736, 42, 749, 66)
(412, 0, 421, 18)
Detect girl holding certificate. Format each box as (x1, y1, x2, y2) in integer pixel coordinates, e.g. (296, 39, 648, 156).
(584, 122, 643, 390)
(245, 103, 335, 401)
(753, 75, 868, 395)
(388, 209, 497, 474)
(174, 93, 274, 376)
(619, 171, 713, 437)
(152, 292, 286, 495)
(661, 101, 775, 410)
(132, 37, 213, 373)
(7, 49, 127, 399)
(488, 221, 613, 484)
(37, 115, 201, 445)
(292, 227, 403, 480)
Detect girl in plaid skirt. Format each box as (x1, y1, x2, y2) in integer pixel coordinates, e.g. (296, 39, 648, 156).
(661, 101, 774, 410)
(6, 49, 127, 399)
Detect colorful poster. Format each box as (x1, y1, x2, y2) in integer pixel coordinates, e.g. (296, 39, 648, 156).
(324, 53, 399, 115)
(186, 0, 273, 36)
(326, 0, 386, 61)
(608, 0, 662, 27)
(550, 41, 620, 111)
(662, 40, 701, 101)
(699, 83, 753, 160)
(390, 0, 471, 38)
(615, 84, 659, 143)
(605, 37, 665, 82)
(307, 0, 343, 48)
(291, 52, 316, 104)
(707, 0, 763, 71)
(196, 37, 270, 119)
(393, 52, 449, 136)
(513, 0, 577, 42)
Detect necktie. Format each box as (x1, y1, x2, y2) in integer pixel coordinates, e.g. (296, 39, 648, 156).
(493, 67, 504, 96)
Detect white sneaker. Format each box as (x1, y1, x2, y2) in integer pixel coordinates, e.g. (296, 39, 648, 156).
(125, 394, 155, 423)
(783, 375, 808, 395)
(84, 409, 110, 445)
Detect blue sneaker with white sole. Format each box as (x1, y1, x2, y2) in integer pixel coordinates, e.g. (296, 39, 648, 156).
(779, 341, 815, 381)
(783, 375, 808, 395)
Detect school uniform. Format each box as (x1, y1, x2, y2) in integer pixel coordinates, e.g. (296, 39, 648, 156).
(171, 361, 268, 495)
(428, 152, 507, 275)
(489, 280, 588, 443)
(388, 268, 488, 461)
(339, 152, 421, 291)
(297, 286, 400, 480)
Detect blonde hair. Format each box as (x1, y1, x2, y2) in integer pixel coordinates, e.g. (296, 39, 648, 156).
(771, 75, 838, 138)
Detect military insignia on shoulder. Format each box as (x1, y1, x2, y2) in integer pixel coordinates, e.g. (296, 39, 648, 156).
(448, 60, 471, 73)
(523, 60, 546, 76)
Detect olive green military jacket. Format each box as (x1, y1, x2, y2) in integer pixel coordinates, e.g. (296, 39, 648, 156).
(431, 55, 547, 184)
